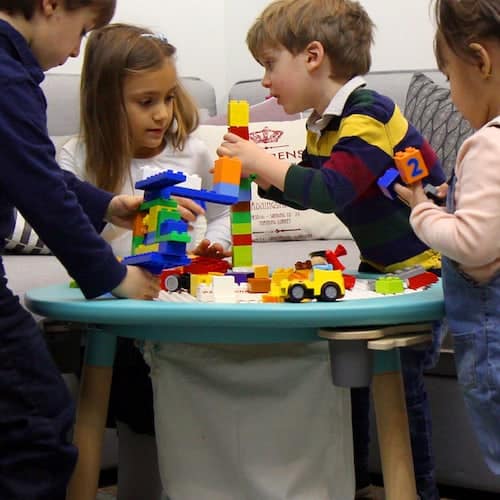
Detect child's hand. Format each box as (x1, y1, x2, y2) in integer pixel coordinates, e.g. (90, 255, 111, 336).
(193, 238, 231, 259)
(394, 181, 429, 209)
(112, 265, 160, 300)
(172, 196, 205, 224)
(434, 182, 448, 199)
(106, 195, 143, 229)
(217, 133, 266, 177)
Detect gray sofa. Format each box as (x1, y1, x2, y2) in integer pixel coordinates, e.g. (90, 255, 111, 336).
(4, 69, 500, 495)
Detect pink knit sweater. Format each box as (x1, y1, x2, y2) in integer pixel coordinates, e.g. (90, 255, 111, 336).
(411, 116, 500, 284)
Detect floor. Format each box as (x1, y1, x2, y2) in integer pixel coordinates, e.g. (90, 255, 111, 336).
(95, 484, 494, 500)
(96, 486, 116, 500)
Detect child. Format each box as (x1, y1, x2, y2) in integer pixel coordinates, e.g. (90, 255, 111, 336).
(395, 0, 500, 476)
(0, 2, 159, 499)
(58, 23, 232, 500)
(217, 1, 447, 499)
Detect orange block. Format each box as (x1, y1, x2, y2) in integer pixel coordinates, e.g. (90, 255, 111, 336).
(247, 277, 271, 293)
(394, 147, 429, 184)
(132, 211, 147, 236)
(213, 156, 242, 185)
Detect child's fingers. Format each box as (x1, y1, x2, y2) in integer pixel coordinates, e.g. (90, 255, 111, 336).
(393, 182, 410, 198)
(222, 132, 241, 143)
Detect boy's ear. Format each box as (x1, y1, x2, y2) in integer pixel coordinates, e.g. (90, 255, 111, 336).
(40, 0, 59, 17)
(469, 42, 492, 80)
(304, 41, 325, 71)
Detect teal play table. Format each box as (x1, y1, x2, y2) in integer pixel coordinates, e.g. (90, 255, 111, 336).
(26, 281, 444, 500)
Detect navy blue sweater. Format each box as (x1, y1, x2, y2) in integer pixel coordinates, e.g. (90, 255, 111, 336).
(0, 20, 126, 301)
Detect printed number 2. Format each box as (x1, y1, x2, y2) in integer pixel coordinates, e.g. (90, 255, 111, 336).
(407, 158, 423, 178)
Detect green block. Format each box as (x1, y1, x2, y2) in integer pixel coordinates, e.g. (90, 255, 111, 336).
(231, 211, 252, 224)
(157, 210, 181, 223)
(158, 231, 191, 243)
(231, 222, 252, 235)
(131, 235, 144, 254)
(140, 198, 178, 210)
(239, 177, 252, 190)
(375, 276, 404, 295)
(232, 245, 253, 267)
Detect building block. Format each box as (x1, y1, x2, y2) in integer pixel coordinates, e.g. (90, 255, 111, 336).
(232, 233, 253, 246)
(394, 147, 429, 184)
(122, 252, 190, 274)
(231, 222, 252, 235)
(377, 168, 400, 200)
(212, 182, 240, 198)
(213, 156, 242, 185)
(253, 265, 269, 279)
(375, 276, 405, 295)
(227, 100, 250, 127)
(232, 245, 253, 267)
(247, 277, 271, 293)
(225, 270, 254, 284)
(230, 210, 252, 224)
(231, 200, 251, 213)
(229, 126, 249, 140)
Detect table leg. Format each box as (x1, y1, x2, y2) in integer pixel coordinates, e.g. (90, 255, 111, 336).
(372, 350, 417, 500)
(66, 330, 116, 500)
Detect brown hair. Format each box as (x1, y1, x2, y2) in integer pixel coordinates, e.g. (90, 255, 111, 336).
(246, 0, 374, 80)
(0, 0, 115, 26)
(434, 0, 500, 70)
(80, 23, 199, 193)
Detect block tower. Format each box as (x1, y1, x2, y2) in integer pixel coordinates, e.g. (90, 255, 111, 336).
(123, 168, 239, 273)
(227, 100, 253, 269)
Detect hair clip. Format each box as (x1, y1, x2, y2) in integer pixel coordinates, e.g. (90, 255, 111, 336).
(140, 33, 169, 44)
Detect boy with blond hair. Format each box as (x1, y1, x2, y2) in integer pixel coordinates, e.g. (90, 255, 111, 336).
(218, 1, 446, 498)
(0, 1, 160, 498)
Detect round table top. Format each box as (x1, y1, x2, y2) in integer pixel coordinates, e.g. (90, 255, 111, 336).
(26, 280, 444, 335)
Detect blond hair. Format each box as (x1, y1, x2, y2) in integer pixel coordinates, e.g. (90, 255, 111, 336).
(247, 0, 374, 79)
(80, 23, 199, 193)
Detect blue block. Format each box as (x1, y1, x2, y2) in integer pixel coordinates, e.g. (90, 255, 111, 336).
(136, 170, 186, 190)
(122, 252, 190, 274)
(159, 219, 188, 236)
(158, 240, 189, 255)
(377, 168, 400, 200)
(144, 231, 157, 245)
(213, 181, 240, 198)
(170, 186, 238, 205)
(238, 187, 252, 202)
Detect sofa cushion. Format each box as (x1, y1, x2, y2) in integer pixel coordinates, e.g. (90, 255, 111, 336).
(4, 210, 51, 255)
(404, 72, 473, 178)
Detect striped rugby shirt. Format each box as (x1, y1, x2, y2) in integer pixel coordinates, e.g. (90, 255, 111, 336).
(260, 77, 446, 271)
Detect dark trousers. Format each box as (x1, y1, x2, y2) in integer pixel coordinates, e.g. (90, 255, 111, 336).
(0, 312, 77, 499)
(353, 262, 440, 500)
(351, 347, 439, 500)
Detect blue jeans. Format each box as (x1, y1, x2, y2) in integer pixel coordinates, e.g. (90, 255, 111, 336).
(0, 307, 77, 499)
(442, 256, 500, 474)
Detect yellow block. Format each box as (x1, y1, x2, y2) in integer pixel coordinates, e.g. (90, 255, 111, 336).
(228, 100, 250, 127)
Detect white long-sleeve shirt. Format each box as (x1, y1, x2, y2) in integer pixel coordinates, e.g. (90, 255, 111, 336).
(59, 136, 231, 257)
(411, 116, 500, 283)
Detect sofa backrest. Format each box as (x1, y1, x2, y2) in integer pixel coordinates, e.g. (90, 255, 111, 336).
(229, 69, 448, 110)
(41, 73, 217, 149)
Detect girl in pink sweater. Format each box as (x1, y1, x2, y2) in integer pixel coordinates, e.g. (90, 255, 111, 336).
(396, 0, 500, 474)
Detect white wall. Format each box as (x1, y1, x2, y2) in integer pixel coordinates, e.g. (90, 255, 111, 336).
(51, 0, 437, 113)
